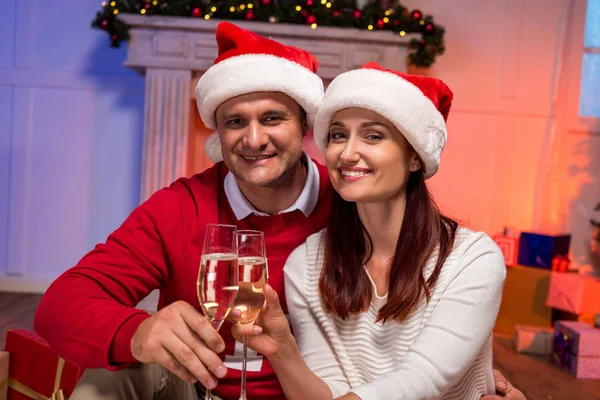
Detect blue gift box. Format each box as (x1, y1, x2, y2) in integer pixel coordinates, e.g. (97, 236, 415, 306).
(517, 232, 571, 269)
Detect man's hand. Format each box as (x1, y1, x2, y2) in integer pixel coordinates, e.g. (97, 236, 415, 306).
(131, 301, 228, 390)
(481, 369, 527, 399)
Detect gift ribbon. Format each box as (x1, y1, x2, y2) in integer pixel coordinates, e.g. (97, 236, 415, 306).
(4, 356, 67, 400)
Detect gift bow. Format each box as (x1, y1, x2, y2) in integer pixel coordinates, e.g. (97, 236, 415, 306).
(1, 356, 67, 400)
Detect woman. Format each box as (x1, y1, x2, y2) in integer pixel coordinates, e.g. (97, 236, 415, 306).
(232, 62, 506, 400)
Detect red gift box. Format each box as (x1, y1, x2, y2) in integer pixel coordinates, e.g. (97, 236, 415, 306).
(4, 329, 85, 400)
(553, 321, 600, 379)
(493, 234, 519, 266)
(546, 272, 600, 315)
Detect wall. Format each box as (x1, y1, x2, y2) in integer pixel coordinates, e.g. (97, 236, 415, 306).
(1, 0, 598, 292)
(0, 0, 145, 291)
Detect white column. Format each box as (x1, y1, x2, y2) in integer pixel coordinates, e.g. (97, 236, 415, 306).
(140, 68, 192, 202)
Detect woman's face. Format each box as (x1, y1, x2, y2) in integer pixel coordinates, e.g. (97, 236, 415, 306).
(325, 108, 418, 203)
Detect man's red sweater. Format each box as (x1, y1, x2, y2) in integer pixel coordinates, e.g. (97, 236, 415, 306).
(34, 161, 332, 399)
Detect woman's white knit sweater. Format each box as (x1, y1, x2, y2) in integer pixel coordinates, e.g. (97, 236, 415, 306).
(283, 227, 506, 400)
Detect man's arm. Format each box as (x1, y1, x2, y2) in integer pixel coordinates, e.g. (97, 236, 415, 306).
(34, 182, 228, 390)
(481, 369, 527, 399)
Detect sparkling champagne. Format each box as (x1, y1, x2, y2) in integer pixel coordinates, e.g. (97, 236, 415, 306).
(233, 256, 267, 325)
(198, 253, 239, 330)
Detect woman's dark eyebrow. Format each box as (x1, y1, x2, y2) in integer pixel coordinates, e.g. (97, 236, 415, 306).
(361, 121, 389, 129)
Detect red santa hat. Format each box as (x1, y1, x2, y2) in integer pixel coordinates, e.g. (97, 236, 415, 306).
(313, 62, 453, 179)
(196, 22, 324, 162)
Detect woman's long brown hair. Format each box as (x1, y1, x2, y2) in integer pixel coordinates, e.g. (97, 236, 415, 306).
(319, 171, 458, 323)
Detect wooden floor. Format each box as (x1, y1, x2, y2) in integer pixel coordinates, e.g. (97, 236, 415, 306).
(1, 292, 599, 400)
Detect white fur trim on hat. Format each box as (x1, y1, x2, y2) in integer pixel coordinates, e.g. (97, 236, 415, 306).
(204, 131, 222, 163)
(313, 69, 447, 179)
(195, 54, 324, 131)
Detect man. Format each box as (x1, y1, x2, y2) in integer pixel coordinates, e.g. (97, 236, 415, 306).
(34, 22, 524, 400)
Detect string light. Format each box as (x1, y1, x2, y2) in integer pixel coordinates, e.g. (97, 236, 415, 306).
(91, 2, 444, 68)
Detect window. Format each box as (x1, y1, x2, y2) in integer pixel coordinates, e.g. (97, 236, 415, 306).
(580, 0, 600, 118)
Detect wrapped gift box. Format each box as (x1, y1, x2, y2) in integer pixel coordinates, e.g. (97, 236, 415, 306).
(546, 272, 600, 315)
(494, 265, 553, 335)
(517, 232, 571, 270)
(514, 325, 554, 355)
(4, 329, 85, 400)
(1, 352, 8, 400)
(493, 234, 519, 266)
(553, 321, 600, 379)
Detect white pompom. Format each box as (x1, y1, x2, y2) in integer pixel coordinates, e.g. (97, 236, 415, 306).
(204, 132, 223, 162)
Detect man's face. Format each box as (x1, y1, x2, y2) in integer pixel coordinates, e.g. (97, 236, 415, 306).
(215, 92, 307, 188)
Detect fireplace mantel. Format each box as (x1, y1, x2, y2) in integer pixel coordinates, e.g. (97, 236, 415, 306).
(119, 14, 413, 201)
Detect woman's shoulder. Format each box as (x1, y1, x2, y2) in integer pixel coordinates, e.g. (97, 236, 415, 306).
(453, 226, 502, 254)
(449, 226, 506, 278)
(284, 228, 327, 277)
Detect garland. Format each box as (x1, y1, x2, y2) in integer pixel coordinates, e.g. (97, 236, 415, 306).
(91, 0, 445, 67)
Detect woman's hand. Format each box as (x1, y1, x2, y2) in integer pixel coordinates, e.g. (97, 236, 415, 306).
(231, 284, 295, 359)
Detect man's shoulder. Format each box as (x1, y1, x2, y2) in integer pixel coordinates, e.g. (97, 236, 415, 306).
(161, 162, 227, 198)
(138, 162, 227, 216)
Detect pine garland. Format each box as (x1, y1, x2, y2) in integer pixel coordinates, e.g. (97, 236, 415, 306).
(92, 0, 445, 67)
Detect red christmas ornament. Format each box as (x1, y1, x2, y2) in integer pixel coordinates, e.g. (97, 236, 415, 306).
(101, 20, 108, 28)
(411, 9, 422, 19)
(333, 10, 341, 16)
(425, 23, 435, 32)
(262, 0, 271, 4)
(393, 19, 399, 25)
(246, 10, 255, 20)
(112, 34, 118, 40)
(353, 10, 361, 18)
(192, 7, 202, 17)
(307, 0, 313, 5)
(377, 19, 384, 29)
(302, 10, 308, 16)
(306, 15, 317, 25)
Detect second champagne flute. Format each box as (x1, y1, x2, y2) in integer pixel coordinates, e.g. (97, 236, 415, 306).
(234, 230, 267, 400)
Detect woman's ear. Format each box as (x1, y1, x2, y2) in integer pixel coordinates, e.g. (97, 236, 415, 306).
(409, 155, 421, 172)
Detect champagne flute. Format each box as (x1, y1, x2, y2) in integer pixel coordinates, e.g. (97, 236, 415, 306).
(198, 224, 239, 400)
(233, 230, 268, 400)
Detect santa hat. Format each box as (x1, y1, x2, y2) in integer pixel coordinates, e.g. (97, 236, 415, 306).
(313, 62, 453, 179)
(196, 22, 324, 162)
